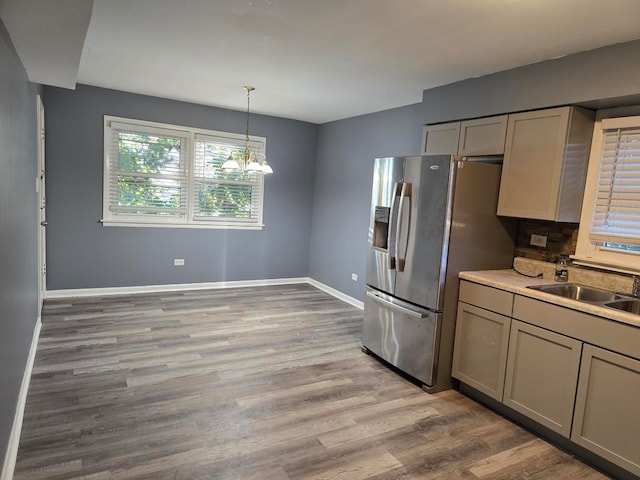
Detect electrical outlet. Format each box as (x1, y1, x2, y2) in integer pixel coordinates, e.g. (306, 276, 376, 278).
(351, 273, 358, 281)
(174, 258, 185, 266)
(530, 234, 548, 247)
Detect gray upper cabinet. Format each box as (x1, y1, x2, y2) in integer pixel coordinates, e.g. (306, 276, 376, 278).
(421, 121, 460, 155)
(457, 115, 508, 156)
(497, 106, 595, 222)
(421, 114, 507, 156)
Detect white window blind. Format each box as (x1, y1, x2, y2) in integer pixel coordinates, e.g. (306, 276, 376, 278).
(106, 122, 190, 220)
(193, 134, 263, 226)
(589, 119, 640, 247)
(103, 116, 266, 229)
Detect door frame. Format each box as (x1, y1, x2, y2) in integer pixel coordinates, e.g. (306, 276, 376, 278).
(36, 94, 46, 311)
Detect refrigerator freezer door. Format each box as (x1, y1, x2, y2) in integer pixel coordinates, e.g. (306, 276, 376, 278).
(394, 155, 454, 310)
(363, 288, 441, 386)
(366, 157, 405, 294)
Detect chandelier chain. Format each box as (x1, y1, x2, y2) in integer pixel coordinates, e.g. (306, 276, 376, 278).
(244, 85, 254, 149)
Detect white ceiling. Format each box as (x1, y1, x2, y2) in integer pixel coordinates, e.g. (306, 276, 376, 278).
(5, 1, 640, 123)
(0, 0, 92, 88)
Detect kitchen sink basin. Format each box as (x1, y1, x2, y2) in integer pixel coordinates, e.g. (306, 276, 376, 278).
(604, 299, 640, 315)
(527, 283, 620, 303)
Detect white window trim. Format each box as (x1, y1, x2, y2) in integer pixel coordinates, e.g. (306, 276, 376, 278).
(573, 114, 640, 274)
(102, 116, 266, 230)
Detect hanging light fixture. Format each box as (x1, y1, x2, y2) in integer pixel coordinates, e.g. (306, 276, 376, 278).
(221, 86, 273, 175)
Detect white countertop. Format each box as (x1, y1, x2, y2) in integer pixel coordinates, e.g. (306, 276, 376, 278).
(459, 269, 640, 329)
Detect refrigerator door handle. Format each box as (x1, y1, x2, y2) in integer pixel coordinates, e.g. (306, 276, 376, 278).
(395, 182, 412, 272)
(366, 291, 426, 318)
(387, 182, 402, 270)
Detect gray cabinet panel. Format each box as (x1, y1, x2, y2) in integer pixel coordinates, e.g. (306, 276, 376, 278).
(422, 115, 508, 156)
(572, 345, 640, 476)
(458, 115, 507, 156)
(497, 106, 594, 222)
(421, 122, 460, 155)
(513, 294, 640, 361)
(503, 320, 582, 437)
(452, 301, 511, 401)
(459, 280, 514, 317)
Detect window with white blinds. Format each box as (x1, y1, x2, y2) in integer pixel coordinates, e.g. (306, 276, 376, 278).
(193, 134, 263, 225)
(589, 120, 640, 246)
(574, 114, 640, 272)
(103, 116, 265, 229)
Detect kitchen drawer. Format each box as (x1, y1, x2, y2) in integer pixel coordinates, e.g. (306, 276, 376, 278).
(512, 295, 640, 360)
(459, 280, 514, 317)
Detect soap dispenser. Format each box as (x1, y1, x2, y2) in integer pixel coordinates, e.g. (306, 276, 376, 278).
(555, 255, 569, 282)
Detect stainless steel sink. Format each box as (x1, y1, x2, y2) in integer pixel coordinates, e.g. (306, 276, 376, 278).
(604, 299, 640, 315)
(527, 283, 620, 303)
(527, 282, 640, 316)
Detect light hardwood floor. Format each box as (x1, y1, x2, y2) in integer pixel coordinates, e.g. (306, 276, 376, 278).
(14, 284, 611, 479)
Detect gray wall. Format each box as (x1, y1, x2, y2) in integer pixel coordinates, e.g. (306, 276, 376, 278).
(40, 39, 640, 298)
(44, 85, 317, 290)
(0, 19, 40, 467)
(422, 39, 640, 124)
(309, 39, 640, 302)
(308, 104, 423, 299)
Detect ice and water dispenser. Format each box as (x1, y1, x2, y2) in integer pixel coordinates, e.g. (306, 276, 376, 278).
(372, 206, 390, 250)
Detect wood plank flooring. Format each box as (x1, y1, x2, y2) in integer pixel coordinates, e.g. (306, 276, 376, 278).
(14, 284, 611, 479)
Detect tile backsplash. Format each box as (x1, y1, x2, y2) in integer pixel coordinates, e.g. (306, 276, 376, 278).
(514, 219, 579, 262)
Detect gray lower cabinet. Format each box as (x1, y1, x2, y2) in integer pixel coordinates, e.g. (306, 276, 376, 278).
(503, 320, 582, 436)
(452, 302, 511, 401)
(571, 345, 640, 477)
(455, 281, 640, 477)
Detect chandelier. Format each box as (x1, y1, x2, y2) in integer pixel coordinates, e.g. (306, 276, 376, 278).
(221, 86, 273, 175)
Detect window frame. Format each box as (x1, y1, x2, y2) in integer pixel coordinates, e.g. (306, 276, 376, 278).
(102, 116, 266, 230)
(573, 114, 640, 274)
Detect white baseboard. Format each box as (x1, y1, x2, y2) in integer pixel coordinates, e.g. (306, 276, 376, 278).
(45, 277, 365, 310)
(307, 279, 364, 310)
(1, 317, 41, 480)
(45, 277, 310, 299)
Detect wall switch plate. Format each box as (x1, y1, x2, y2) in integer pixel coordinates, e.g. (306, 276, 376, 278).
(530, 234, 548, 247)
(174, 258, 185, 266)
(351, 273, 358, 281)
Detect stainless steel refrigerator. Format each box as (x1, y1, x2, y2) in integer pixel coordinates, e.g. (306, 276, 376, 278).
(362, 155, 515, 393)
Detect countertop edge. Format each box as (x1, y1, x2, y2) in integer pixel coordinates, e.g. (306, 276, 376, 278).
(459, 269, 640, 329)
